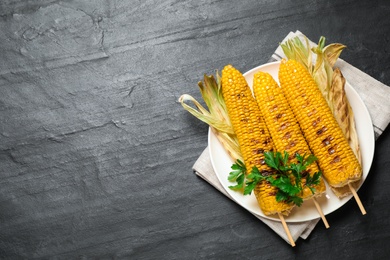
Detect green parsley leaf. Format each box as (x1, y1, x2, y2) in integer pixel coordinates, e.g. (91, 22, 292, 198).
(304, 154, 318, 167)
(281, 151, 289, 165)
(305, 171, 322, 194)
(228, 160, 246, 191)
(244, 181, 257, 195)
(289, 196, 303, 207)
(244, 166, 266, 195)
(228, 173, 245, 190)
(264, 151, 279, 170)
(269, 175, 300, 196)
(276, 190, 289, 202)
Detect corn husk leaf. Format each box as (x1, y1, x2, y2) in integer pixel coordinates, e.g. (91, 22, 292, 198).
(312, 37, 347, 102)
(323, 43, 347, 67)
(179, 73, 242, 161)
(179, 93, 234, 135)
(329, 68, 361, 163)
(281, 36, 313, 74)
(328, 68, 362, 198)
(331, 179, 362, 198)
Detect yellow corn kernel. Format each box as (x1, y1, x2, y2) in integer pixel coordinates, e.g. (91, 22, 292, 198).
(221, 64, 293, 215)
(253, 71, 326, 199)
(278, 59, 362, 187)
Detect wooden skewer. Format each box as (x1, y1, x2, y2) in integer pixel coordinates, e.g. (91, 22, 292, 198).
(278, 213, 296, 247)
(348, 183, 366, 215)
(312, 198, 330, 228)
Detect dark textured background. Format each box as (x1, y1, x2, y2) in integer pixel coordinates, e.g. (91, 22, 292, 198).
(0, 0, 389, 259)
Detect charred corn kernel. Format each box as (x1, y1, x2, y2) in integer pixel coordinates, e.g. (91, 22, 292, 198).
(221, 65, 293, 215)
(278, 59, 362, 187)
(253, 71, 326, 199)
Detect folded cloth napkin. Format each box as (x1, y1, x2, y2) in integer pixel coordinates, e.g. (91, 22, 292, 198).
(192, 30, 390, 244)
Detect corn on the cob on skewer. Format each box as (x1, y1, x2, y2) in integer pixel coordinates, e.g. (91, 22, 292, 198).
(278, 59, 362, 188)
(221, 65, 293, 216)
(253, 71, 326, 199)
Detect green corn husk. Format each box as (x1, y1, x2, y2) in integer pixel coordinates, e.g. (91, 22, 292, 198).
(281, 35, 314, 74)
(312, 37, 347, 104)
(281, 36, 361, 198)
(179, 73, 242, 162)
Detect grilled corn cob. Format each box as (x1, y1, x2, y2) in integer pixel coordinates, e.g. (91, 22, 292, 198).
(221, 65, 293, 215)
(278, 59, 362, 188)
(253, 71, 326, 199)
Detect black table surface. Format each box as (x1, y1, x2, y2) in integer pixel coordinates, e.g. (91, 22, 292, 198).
(1, 0, 390, 259)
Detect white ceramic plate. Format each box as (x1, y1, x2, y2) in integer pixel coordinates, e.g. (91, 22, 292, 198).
(209, 61, 375, 223)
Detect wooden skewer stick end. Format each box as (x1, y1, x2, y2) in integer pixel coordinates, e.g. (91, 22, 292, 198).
(278, 213, 296, 247)
(348, 183, 367, 215)
(312, 197, 330, 229)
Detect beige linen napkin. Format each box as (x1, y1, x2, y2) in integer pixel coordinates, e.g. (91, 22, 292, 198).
(192, 31, 390, 244)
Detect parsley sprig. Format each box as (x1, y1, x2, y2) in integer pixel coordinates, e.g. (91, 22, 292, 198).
(227, 151, 322, 207)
